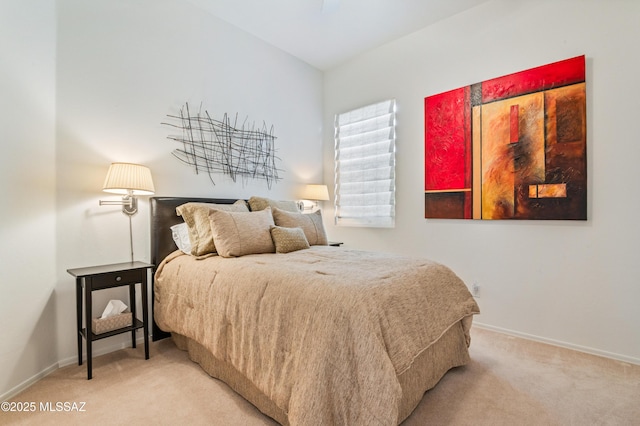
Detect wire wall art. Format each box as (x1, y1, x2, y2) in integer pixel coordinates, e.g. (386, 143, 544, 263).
(163, 103, 283, 188)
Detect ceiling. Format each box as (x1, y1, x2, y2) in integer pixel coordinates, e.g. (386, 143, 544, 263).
(185, 0, 490, 70)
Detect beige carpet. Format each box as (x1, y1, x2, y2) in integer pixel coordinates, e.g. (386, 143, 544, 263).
(3, 327, 639, 425)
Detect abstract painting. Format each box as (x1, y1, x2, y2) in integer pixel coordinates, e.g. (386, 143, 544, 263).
(424, 55, 586, 220)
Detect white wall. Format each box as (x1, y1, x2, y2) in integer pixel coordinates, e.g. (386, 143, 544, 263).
(2, 0, 322, 399)
(3, 0, 638, 403)
(55, 0, 323, 363)
(0, 0, 58, 400)
(323, 0, 640, 363)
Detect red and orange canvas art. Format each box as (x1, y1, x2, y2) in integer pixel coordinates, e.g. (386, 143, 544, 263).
(424, 55, 586, 220)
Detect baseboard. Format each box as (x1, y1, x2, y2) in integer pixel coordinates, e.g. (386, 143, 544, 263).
(0, 362, 58, 403)
(473, 322, 640, 366)
(1, 335, 149, 402)
(58, 335, 149, 367)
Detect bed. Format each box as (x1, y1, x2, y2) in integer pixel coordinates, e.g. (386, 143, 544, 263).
(150, 196, 480, 425)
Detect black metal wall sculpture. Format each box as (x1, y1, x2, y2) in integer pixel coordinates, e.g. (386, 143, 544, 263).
(163, 103, 282, 188)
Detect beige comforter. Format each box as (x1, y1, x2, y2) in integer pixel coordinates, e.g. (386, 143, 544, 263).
(155, 246, 479, 425)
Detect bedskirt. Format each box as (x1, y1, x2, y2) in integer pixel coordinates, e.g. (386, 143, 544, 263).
(171, 317, 472, 425)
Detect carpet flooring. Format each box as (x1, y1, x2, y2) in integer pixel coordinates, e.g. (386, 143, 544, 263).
(3, 327, 639, 425)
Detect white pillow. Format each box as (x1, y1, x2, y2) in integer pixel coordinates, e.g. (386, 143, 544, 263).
(170, 222, 192, 255)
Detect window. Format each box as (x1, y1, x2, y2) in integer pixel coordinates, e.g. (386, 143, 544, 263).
(334, 99, 396, 228)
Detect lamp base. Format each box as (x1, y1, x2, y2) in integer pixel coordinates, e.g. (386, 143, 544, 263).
(298, 199, 319, 213)
(122, 195, 137, 215)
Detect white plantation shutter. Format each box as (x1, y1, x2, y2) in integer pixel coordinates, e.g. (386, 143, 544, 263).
(334, 99, 396, 227)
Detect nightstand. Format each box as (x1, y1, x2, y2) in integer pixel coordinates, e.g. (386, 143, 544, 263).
(328, 241, 343, 247)
(67, 261, 153, 379)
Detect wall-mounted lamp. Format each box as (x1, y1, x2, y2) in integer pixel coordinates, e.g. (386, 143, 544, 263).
(297, 184, 329, 212)
(99, 162, 155, 216)
(99, 162, 155, 262)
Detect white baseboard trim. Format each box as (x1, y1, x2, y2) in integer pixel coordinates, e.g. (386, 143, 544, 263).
(0, 362, 58, 403)
(473, 322, 640, 366)
(2, 336, 149, 402)
(58, 335, 149, 367)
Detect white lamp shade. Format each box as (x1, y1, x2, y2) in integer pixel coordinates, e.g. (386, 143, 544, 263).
(299, 184, 330, 201)
(102, 163, 155, 195)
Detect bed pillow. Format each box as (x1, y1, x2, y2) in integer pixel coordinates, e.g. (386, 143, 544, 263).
(208, 207, 276, 257)
(270, 226, 310, 253)
(170, 222, 192, 255)
(271, 207, 328, 246)
(176, 200, 249, 256)
(248, 196, 299, 213)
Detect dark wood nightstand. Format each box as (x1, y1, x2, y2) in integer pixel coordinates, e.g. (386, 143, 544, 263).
(67, 261, 153, 379)
(328, 241, 343, 247)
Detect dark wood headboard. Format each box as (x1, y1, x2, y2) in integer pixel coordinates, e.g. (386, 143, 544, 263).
(149, 196, 240, 340)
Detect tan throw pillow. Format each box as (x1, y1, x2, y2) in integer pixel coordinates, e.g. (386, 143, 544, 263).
(272, 207, 328, 246)
(270, 226, 310, 253)
(248, 196, 299, 213)
(208, 207, 276, 257)
(176, 200, 249, 256)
